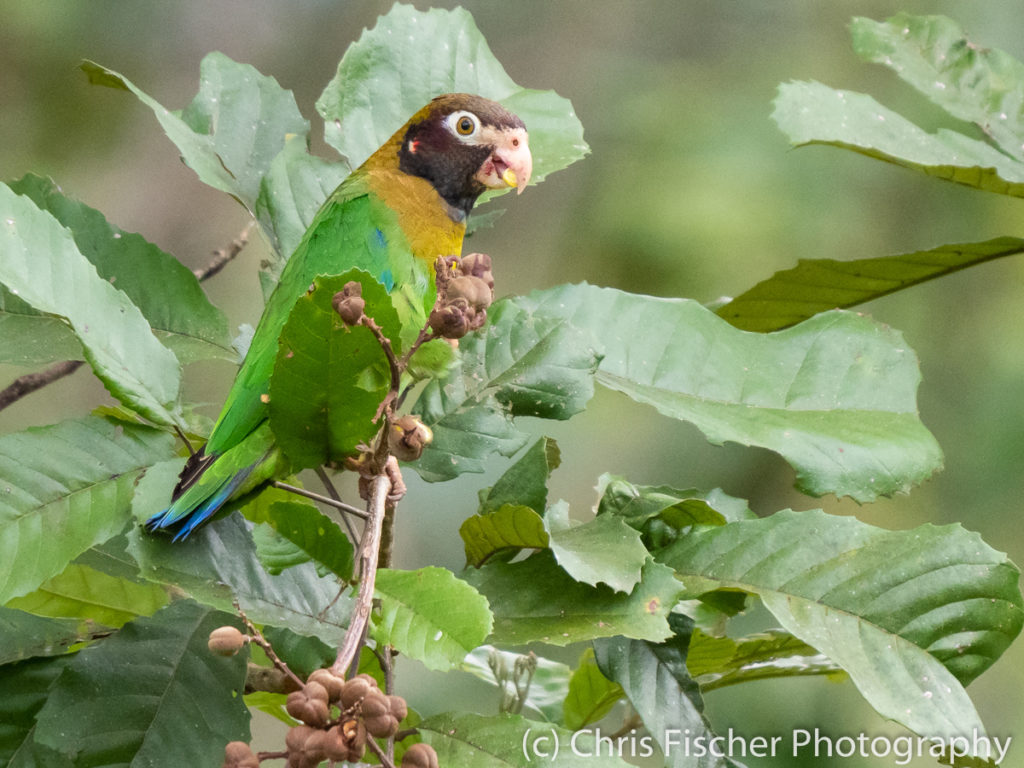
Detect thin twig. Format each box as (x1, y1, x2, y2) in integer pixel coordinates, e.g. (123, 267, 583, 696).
(364, 733, 398, 768)
(315, 465, 360, 543)
(273, 481, 369, 519)
(0, 360, 83, 414)
(235, 601, 305, 690)
(331, 473, 389, 678)
(193, 221, 253, 282)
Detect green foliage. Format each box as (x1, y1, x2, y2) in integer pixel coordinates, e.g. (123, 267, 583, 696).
(418, 712, 633, 767)
(373, 566, 493, 671)
(268, 270, 399, 468)
(32, 600, 250, 767)
(0, 185, 184, 426)
(593, 615, 745, 768)
(1, 6, 1023, 768)
(315, 4, 588, 188)
(0, 416, 174, 604)
(718, 237, 1024, 332)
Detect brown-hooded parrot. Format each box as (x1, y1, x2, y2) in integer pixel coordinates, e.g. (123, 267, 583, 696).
(146, 93, 532, 539)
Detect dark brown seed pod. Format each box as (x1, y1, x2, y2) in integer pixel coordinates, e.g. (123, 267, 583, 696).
(285, 683, 330, 727)
(332, 281, 366, 326)
(387, 693, 409, 722)
(364, 712, 398, 738)
(402, 742, 440, 768)
(360, 688, 390, 719)
(307, 668, 344, 703)
(222, 741, 259, 768)
(446, 275, 492, 311)
(429, 302, 470, 339)
(340, 676, 372, 709)
(286, 725, 327, 768)
(208, 626, 248, 657)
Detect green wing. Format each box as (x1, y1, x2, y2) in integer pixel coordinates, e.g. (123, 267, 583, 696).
(207, 173, 431, 455)
(148, 172, 433, 538)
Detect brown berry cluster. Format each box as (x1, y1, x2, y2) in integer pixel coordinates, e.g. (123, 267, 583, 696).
(222, 666, 439, 768)
(429, 253, 495, 340)
(332, 281, 366, 326)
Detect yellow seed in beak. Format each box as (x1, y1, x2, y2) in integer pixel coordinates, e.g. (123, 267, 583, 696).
(501, 168, 518, 188)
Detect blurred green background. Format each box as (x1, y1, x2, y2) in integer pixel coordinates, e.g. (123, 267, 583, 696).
(2, 2, 1022, 766)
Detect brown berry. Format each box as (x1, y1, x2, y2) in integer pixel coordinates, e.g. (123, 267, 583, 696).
(208, 626, 247, 657)
(364, 712, 398, 738)
(307, 668, 344, 703)
(429, 302, 470, 339)
(361, 688, 389, 717)
(402, 742, 440, 768)
(446, 275, 492, 311)
(222, 741, 259, 768)
(332, 281, 365, 326)
(388, 415, 433, 461)
(387, 694, 408, 722)
(286, 683, 330, 727)
(340, 676, 372, 709)
(459, 252, 494, 289)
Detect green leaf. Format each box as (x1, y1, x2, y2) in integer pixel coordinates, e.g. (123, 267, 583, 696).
(6, 563, 169, 628)
(128, 513, 352, 646)
(852, 14, 1024, 161)
(686, 628, 842, 691)
(563, 647, 623, 731)
(316, 4, 588, 186)
(717, 237, 1024, 332)
(373, 567, 493, 672)
(0, 183, 183, 425)
(82, 53, 308, 212)
(0, 286, 82, 366)
(479, 437, 561, 515)
(248, 501, 354, 580)
(548, 513, 649, 594)
(33, 600, 249, 767)
(8, 174, 233, 364)
(0, 416, 174, 603)
(418, 712, 634, 767)
(413, 295, 599, 482)
(594, 615, 744, 768)
(772, 80, 1024, 198)
(0, 656, 74, 768)
(463, 552, 683, 646)
(520, 284, 940, 502)
(597, 474, 755, 527)
(0, 606, 86, 665)
(460, 504, 550, 567)
(269, 270, 399, 469)
(461, 646, 571, 723)
(254, 134, 349, 270)
(656, 509, 1024, 738)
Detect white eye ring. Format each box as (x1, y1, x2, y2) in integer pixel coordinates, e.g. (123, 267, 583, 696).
(446, 110, 481, 140)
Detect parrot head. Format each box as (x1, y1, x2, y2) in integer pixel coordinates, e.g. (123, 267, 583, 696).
(394, 93, 533, 218)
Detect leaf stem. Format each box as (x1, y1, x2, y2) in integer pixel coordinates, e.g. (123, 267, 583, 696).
(272, 480, 369, 519)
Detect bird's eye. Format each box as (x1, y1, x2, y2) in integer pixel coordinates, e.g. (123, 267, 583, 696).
(448, 111, 480, 138)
